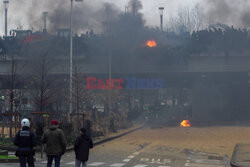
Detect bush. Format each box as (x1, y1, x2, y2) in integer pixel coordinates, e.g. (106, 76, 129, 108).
(59, 122, 78, 145)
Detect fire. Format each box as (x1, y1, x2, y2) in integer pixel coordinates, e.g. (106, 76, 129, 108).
(180, 120, 191, 127)
(146, 40, 157, 48)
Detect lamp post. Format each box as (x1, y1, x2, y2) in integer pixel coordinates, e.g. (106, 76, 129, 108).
(159, 7, 164, 31)
(42, 12, 48, 33)
(3, 0, 9, 36)
(69, 0, 83, 115)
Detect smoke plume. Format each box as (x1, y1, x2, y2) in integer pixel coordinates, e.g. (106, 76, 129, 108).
(129, 0, 143, 16)
(201, 0, 250, 27)
(9, 0, 122, 34)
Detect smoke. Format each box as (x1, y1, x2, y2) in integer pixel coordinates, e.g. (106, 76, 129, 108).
(241, 7, 250, 27)
(201, 0, 250, 27)
(48, 2, 121, 33)
(8, 0, 122, 34)
(129, 0, 143, 16)
(111, 0, 145, 37)
(6, 0, 151, 35)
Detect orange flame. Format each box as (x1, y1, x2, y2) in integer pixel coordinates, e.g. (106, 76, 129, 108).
(146, 40, 157, 48)
(180, 120, 191, 127)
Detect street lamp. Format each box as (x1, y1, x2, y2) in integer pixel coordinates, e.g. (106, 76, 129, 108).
(3, 0, 9, 36)
(69, 0, 83, 115)
(42, 12, 48, 33)
(159, 7, 164, 31)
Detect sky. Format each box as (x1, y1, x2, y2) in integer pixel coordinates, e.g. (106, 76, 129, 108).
(0, 0, 198, 36)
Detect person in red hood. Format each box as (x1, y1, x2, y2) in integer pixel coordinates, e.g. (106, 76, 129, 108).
(42, 120, 66, 167)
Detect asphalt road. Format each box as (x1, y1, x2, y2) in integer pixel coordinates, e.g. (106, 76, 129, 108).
(0, 128, 230, 167)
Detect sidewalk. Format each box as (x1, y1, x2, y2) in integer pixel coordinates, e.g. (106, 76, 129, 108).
(35, 125, 143, 161)
(66, 125, 143, 151)
(0, 125, 143, 152)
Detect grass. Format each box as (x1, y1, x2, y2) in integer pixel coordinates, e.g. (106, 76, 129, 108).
(0, 155, 18, 159)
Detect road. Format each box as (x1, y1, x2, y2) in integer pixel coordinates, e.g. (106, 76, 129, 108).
(0, 127, 233, 167)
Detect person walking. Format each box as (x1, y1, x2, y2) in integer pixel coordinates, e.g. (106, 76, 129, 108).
(14, 118, 37, 167)
(42, 120, 66, 167)
(74, 128, 93, 167)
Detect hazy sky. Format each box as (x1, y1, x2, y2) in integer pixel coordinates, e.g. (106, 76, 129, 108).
(0, 0, 198, 35)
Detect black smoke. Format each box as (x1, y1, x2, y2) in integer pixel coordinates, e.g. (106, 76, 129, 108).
(10, 0, 147, 34)
(129, 0, 143, 16)
(201, 0, 250, 27)
(47, 2, 121, 33)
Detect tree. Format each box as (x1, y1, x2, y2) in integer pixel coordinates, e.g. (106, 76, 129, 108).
(168, 5, 204, 33)
(5, 55, 21, 138)
(71, 66, 92, 129)
(28, 51, 59, 122)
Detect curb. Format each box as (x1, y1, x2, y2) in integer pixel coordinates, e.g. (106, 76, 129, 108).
(0, 126, 144, 153)
(230, 143, 250, 167)
(230, 144, 238, 167)
(0, 159, 19, 163)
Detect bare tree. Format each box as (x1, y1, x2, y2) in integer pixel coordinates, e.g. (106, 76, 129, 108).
(28, 51, 58, 122)
(71, 66, 92, 129)
(192, 5, 204, 31)
(5, 55, 20, 138)
(168, 5, 204, 33)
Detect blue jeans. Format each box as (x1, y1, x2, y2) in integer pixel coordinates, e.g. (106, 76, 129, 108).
(75, 159, 87, 167)
(47, 155, 61, 167)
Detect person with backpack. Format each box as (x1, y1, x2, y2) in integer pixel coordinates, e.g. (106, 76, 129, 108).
(14, 118, 37, 167)
(74, 128, 93, 167)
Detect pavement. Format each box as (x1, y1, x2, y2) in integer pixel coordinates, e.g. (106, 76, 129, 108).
(0, 143, 229, 167)
(0, 127, 230, 167)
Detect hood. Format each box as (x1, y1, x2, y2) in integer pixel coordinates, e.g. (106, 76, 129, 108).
(49, 125, 58, 130)
(81, 134, 91, 140)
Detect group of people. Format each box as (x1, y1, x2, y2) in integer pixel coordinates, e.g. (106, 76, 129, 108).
(14, 118, 93, 167)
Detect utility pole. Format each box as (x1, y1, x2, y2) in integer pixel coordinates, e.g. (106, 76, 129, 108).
(69, 0, 73, 116)
(3, 0, 9, 36)
(159, 7, 164, 31)
(69, 0, 83, 116)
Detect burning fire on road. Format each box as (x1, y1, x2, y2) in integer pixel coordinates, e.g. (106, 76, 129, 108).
(146, 40, 157, 48)
(180, 120, 191, 127)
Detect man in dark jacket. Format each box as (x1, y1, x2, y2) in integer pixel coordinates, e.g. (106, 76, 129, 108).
(14, 118, 37, 167)
(74, 128, 93, 167)
(42, 120, 66, 167)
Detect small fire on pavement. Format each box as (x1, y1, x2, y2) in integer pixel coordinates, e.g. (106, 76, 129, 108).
(180, 120, 191, 127)
(146, 40, 157, 48)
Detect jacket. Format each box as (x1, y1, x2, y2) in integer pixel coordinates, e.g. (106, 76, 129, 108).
(14, 126, 37, 156)
(42, 125, 67, 156)
(74, 134, 93, 161)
